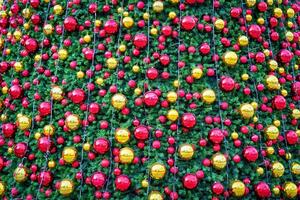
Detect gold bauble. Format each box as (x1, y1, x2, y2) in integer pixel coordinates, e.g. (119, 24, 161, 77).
(106, 57, 118, 70)
(16, 115, 31, 130)
(202, 89, 216, 104)
(122, 17, 134, 28)
(62, 147, 77, 164)
(292, 109, 300, 119)
(268, 59, 278, 71)
(14, 62, 23, 72)
(264, 125, 279, 140)
(150, 163, 166, 180)
(266, 75, 280, 90)
(291, 162, 300, 175)
(238, 36, 249, 47)
(119, 147, 134, 164)
(191, 68, 203, 79)
(51, 86, 63, 101)
(22, 8, 31, 19)
(285, 31, 294, 42)
(58, 49, 68, 60)
(43, 124, 55, 136)
(115, 128, 130, 144)
(239, 103, 255, 119)
(214, 19, 225, 30)
(167, 91, 177, 103)
(211, 153, 227, 170)
(65, 114, 81, 130)
(148, 191, 163, 200)
(59, 179, 74, 196)
(153, 1, 164, 13)
(223, 51, 238, 67)
(43, 24, 53, 35)
(179, 144, 194, 160)
(13, 31, 22, 41)
(53, 5, 63, 15)
(287, 8, 295, 18)
(111, 93, 127, 110)
(0, 181, 5, 196)
(274, 8, 283, 18)
(283, 182, 297, 199)
(166, 109, 179, 121)
(271, 162, 285, 177)
(14, 167, 28, 182)
(231, 180, 246, 197)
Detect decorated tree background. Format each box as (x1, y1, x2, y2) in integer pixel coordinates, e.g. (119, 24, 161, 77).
(0, 0, 300, 199)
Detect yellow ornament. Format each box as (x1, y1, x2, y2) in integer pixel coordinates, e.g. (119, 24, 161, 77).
(96, 78, 104, 86)
(241, 73, 249, 81)
(34, 132, 41, 140)
(286, 31, 294, 42)
(115, 128, 130, 144)
(132, 65, 140, 73)
(148, 191, 163, 200)
(168, 11, 176, 19)
(14, 62, 23, 72)
(231, 132, 239, 140)
(119, 147, 134, 164)
(239, 103, 255, 119)
(43, 24, 53, 35)
(77, 71, 84, 79)
(106, 57, 118, 70)
(268, 59, 278, 71)
(58, 49, 68, 60)
(65, 114, 81, 130)
(179, 144, 194, 160)
(231, 180, 246, 197)
(51, 86, 63, 101)
(16, 115, 31, 130)
(202, 89, 216, 104)
(62, 147, 77, 164)
(192, 68, 203, 79)
(22, 8, 31, 19)
(223, 51, 238, 67)
(271, 162, 285, 177)
(287, 8, 295, 18)
(119, 44, 126, 52)
(13, 30, 22, 41)
(167, 91, 177, 103)
(0, 181, 5, 196)
(111, 93, 127, 110)
(166, 109, 179, 121)
(246, 0, 256, 7)
(153, 1, 164, 13)
(291, 162, 300, 175)
(14, 167, 28, 182)
(283, 182, 297, 199)
(266, 75, 280, 90)
(59, 179, 74, 196)
(150, 163, 166, 180)
(214, 19, 225, 30)
(274, 8, 283, 18)
(257, 17, 265, 25)
(150, 28, 158, 36)
(256, 167, 264, 175)
(122, 17, 134, 29)
(48, 160, 56, 168)
(238, 36, 249, 47)
(83, 143, 91, 151)
(267, 0, 273, 5)
(53, 5, 63, 15)
(141, 179, 149, 188)
(83, 35, 91, 43)
(273, 187, 280, 195)
(211, 153, 227, 170)
(43, 124, 55, 136)
(264, 125, 279, 140)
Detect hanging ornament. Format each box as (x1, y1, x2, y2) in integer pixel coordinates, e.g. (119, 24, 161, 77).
(223, 51, 238, 67)
(43, 24, 53, 35)
(65, 114, 81, 130)
(153, 1, 164, 13)
(166, 91, 177, 103)
(148, 191, 163, 200)
(239, 103, 255, 119)
(182, 174, 198, 190)
(106, 57, 118, 69)
(14, 166, 28, 182)
(115, 128, 130, 144)
(266, 75, 280, 90)
(214, 19, 225, 30)
(211, 153, 227, 170)
(9, 85, 23, 99)
(255, 182, 271, 198)
(123, 17, 134, 29)
(144, 91, 159, 107)
(150, 163, 166, 180)
(179, 144, 194, 160)
(14, 142, 27, 158)
(231, 180, 246, 197)
(91, 172, 106, 189)
(181, 113, 196, 128)
(134, 126, 149, 140)
(133, 33, 147, 49)
(181, 16, 196, 31)
(0, 181, 5, 196)
(248, 24, 261, 39)
(166, 109, 179, 121)
(62, 147, 77, 164)
(238, 36, 249, 47)
(111, 93, 127, 110)
(208, 128, 224, 144)
(192, 68, 203, 79)
(59, 179, 74, 196)
(2, 123, 16, 138)
(16, 115, 31, 130)
(43, 124, 55, 136)
(278, 49, 293, 64)
(51, 86, 63, 101)
(272, 95, 286, 110)
(58, 49, 68, 60)
(291, 162, 300, 175)
(202, 89, 216, 104)
(93, 138, 110, 154)
(283, 182, 297, 199)
(271, 162, 285, 177)
(70, 88, 85, 104)
(264, 125, 279, 140)
(268, 59, 278, 71)
(212, 182, 224, 195)
(37, 171, 53, 186)
(104, 19, 118, 34)
(285, 130, 298, 145)
(219, 76, 235, 92)
(119, 147, 134, 164)
(38, 136, 51, 153)
(115, 175, 131, 192)
(63, 16, 78, 32)
(243, 146, 258, 162)
(24, 38, 38, 53)
(38, 102, 51, 116)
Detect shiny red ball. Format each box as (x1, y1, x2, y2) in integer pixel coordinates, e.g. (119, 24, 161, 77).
(134, 126, 149, 140)
(248, 24, 261, 39)
(38, 137, 52, 153)
(181, 16, 196, 31)
(2, 123, 16, 138)
(182, 174, 198, 190)
(37, 171, 53, 186)
(38, 101, 51, 116)
(104, 19, 118, 34)
(286, 130, 298, 145)
(255, 182, 271, 198)
(219, 76, 235, 92)
(208, 128, 224, 144)
(144, 91, 159, 107)
(181, 113, 197, 128)
(24, 38, 38, 53)
(243, 146, 259, 162)
(71, 89, 86, 104)
(14, 142, 27, 158)
(93, 138, 110, 154)
(64, 16, 78, 32)
(212, 182, 224, 195)
(91, 172, 106, 188)
(278, 49, 293, 64)
(9, 85, 23, 99)
(115, 175, 131, 192)
(272, 95, 286, 110)
(133, 33, 148, 49)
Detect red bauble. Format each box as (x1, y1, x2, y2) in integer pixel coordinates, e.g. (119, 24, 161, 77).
(133, 33, 148, 49)
(248, 24, 261, 39)
(257, 2, 268, 12)
(38, 137, 51, 153)
(278, 49, 293, 63)
(2, 123, 16, 138)
(38, 102, 51, 116)
(182, 174, 198, 190)
(272, 95, 286, 110)
(89, 102, 100, 114)
(24, 38, 38, 53)
(9, 85, 23, 99)
(0, 61, 9, 73)
(144, 91, 159, 107)
(181, 16, 196, 31)
(134, 126, 149, 140)
(212, 182, 224, 195)
(291, 81, 300, 97)
(64, 16, 78, 32)
(199, 43, 211, 55)
(208, 128, 224, 144)
(243, 146, 259, 162)
(286, 130, 298, 145)
(71, 89, 86, 104)
(0, 156, 4, 171)
(146, 68, 159, 80)
(181, 113, 197, 128)
(219, 76, 235, 92)
(14, 142, 27, 158)
(91, 172, 106, 188)
(104, 19, 118, 34)
(37, 171, 53, 186)
(255, 182, 271, 198)
(159, 54, 170, 66)
(115, 175, 131, 192)
(93, 138, 110, 154)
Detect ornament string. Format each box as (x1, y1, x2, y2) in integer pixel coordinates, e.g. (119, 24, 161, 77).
(78, 0, 98, 198)
(211, 0, 230, 193)
(240, 0, 270, 183)
(103, 0, 124, 193)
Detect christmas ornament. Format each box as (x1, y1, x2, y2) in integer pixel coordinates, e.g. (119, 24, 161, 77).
(144, 91, 159, 107)
(14, 142, 27, 158)
(283, 182, 297, 199)
(134, 126, 149, 140)
(219, 76, 235, 92)
(115, 175, 131, 191)
(119, 147, 134, 164)
(153, 1, 164, 13)
(211, 153, 227, 170)
(50, 86, 63, 101)
(64, 16, 77, 32)
(115, 128, 130, 144)
(182, 174, 198, 190)
(91, 172, 106, 189)
(133, 33, 147, 49)
(271, 162, 285, 178)
(167, 109, 179, 121)
(59, 179, 74, 196)
(255, 182, 271, 198)
(104, 19, 118, 34)
(43, 124, 55, 136)
(62, 147, 77, 164)
(13, 167, 28, 182)
(248, 24, 261, 39)
(181, 16, 196, 31)
(264, 125, 279, 140)
(65, 114, 81, 130)
(0, 182, 5, 196)
(16, 115, 31, 130)
(202, 89, 216, 104)
(179, 144, 194, 160)
(266, 75, 280, 90)
(231, 180, 246, 197)
(70, 88, 85, 104)
(239, 103, 255, 119)
(122, 17, 134, 29)
(291, 162, 300, 175)
(223, 51, 238, 67)
(93, 138, 110, 154)
(181, 113, 196, 128)
(272, 95, 286, 110)
(148, 191, 163, 200)
(208, 128, 224, 144)
(243, 146, 258, 162)
(37, 171, 53, 186)
(111, 93, 127, 110)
